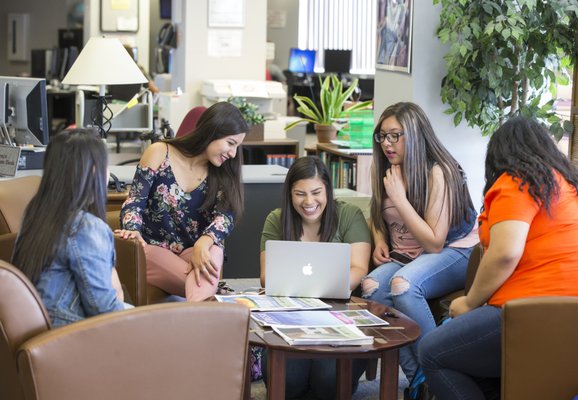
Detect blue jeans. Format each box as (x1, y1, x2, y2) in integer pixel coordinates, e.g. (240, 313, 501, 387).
(418, 306, 502, 400)
(361, 246, 473, 381)
(262, 352, 367, 400)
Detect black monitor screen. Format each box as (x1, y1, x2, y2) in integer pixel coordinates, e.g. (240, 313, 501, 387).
(160, 0, 171, 19)
(324, 49, 352, 74)
(288, 48, 316, 74)
(0, 76, 49, 146)
(58, 28, 83, 50)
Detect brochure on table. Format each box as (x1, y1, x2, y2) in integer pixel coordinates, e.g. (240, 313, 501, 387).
(214, 294, 331, 311)
(251, 309, 389, 328)
(272, 325, 374, 346)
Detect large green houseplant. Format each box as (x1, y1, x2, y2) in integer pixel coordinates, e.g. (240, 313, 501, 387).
(434, 0, 578, 140)
(285, 75, 373, 143)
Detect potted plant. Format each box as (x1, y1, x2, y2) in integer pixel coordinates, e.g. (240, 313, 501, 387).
(434, 0, 578, 140)
(227, 96, 266, 140)
(285, 75, 373, 143)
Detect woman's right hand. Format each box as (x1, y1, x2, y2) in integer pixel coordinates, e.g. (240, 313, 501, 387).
(114, 229, 147, 248)
(372, 242, 391, 266)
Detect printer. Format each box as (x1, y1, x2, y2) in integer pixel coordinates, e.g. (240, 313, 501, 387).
(201, 79, 287, 117)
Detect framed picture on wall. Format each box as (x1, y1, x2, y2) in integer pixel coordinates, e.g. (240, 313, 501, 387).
(100, 0, 139, 33)
(376, 0, 413, 73)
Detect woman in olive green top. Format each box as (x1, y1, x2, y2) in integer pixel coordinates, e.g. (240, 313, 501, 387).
(259, 156, 371, 400)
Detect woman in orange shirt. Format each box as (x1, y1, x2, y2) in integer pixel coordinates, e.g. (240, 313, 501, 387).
(418, 117, 578, 399)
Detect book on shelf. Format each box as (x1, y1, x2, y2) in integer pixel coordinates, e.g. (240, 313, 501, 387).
(214, 294, 331, 311)
(271, 325, 374, 346)
(251, 309, 389, 328)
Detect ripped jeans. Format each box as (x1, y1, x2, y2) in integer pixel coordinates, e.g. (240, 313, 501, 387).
(361, 246, 473, 381)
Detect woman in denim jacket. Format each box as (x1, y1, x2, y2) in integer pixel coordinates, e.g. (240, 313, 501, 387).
(360, 102, 478, 383)
(12, 129, 125, 327)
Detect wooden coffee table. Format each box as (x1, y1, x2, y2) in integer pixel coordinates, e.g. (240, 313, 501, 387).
(245, 296, 420, 400)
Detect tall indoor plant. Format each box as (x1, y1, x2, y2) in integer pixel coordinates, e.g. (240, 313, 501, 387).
(285, 75, 373, 143)
(434, 0, 578, 140)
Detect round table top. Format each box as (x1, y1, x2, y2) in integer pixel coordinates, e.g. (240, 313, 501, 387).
(249, 296, 420, 355)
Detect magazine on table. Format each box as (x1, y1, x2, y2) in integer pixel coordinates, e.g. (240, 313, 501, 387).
(271, 325, 374, 346)
(251, 309, 389, 327)
(214, 294, 331, 311)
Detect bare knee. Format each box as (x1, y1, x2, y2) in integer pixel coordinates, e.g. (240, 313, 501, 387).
(361, 278, 379, 297)
(390, 277, 410, 296)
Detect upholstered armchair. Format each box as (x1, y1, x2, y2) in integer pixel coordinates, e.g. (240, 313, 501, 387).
(0, 260, 250, 400)
(501, 296, 578, 399)
(0, 176, 148, 306)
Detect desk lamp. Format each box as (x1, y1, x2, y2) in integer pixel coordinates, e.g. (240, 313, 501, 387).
(62, 36, 147, 138)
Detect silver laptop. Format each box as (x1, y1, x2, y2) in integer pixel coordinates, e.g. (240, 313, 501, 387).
(265, 240, 351, 299)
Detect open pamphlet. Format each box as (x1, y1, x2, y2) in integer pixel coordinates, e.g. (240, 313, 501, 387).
(214, 294, 331, 311)
(272, 325, 374, 346)
(251, 309, 389, 328)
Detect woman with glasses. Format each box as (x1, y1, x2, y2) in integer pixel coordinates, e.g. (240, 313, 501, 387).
(361, 102, 477, 383)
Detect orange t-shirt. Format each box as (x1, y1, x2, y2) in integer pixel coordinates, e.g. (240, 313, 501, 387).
(479, 172, 578, 307)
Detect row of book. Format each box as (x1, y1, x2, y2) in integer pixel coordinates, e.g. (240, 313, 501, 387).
(266, 154, 296, 168)
(215, 294, 388, 346)
(318, 152, 358, 190)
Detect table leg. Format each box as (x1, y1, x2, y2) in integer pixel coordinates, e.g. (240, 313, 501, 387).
(267, 349, 286, 400)
(380, 349, 400, 400)
(336, 358, 353, 400)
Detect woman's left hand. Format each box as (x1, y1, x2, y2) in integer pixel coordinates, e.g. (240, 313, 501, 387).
(185, 237, 219, 286)
(448, 295, 475, 318)
(383, 165, 406, 204)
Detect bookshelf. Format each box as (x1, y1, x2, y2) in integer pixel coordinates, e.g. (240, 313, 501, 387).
(242, 139, 299, 167)
(308, 143, 372, 195)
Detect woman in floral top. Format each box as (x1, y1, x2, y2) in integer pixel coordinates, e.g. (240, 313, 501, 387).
(117, 102, 247, 301)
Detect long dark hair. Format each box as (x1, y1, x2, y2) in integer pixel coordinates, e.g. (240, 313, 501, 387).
(370, 102, 474, 235)
(164, 102, 247, 218)
(12, 129, 109, 284)
(484, 116, 578, 211)
(280, 156, 338, 242)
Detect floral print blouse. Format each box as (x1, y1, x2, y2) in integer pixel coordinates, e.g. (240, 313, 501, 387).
(120, 156, 234, 255)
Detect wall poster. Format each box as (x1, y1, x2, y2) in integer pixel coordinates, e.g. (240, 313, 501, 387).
(376, 0, 413, 73)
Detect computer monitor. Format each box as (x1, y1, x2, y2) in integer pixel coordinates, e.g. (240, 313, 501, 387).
(160, 0, 172, 19)
(0, 76, 49, 146)
(324, 49, 352, 74)
(288, 48, 316, 74)
(58, 28, 83, 50)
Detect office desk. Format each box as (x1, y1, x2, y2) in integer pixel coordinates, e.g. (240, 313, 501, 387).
(246, 297, 420, 400)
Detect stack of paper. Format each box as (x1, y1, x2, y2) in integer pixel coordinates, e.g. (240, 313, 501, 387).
(214, 294, 331, 311)
(251, 309, 388, 328)
(272, 325, 374, 346)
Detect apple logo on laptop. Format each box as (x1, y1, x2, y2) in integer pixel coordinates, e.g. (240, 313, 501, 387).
(302, 263, 313, 276)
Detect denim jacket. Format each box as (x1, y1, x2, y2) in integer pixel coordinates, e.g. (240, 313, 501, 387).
(35, 211, 124, 327)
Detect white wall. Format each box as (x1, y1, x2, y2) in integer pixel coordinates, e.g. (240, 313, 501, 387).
(0, 0, 71, 76)
(266, 0, 300, 68)
(84, 0, 150, 69)
(171, 0, 268, 106)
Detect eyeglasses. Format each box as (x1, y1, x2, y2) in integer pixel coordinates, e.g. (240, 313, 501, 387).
(374, 131, 405, 144)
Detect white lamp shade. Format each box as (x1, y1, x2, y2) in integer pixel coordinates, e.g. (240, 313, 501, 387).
(62, 37, 148, 86)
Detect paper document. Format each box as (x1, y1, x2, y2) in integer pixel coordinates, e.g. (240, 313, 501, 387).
(251, 309, 388, 327)
(272, 325, 374, 346)
(214, 294, 331, 311)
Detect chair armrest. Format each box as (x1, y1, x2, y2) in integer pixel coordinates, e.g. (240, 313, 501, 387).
(17, 302, 250, 400)
(0, 232, 17, 262)
(114, 237, 147, 306)
(502, 296, 578, 399)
